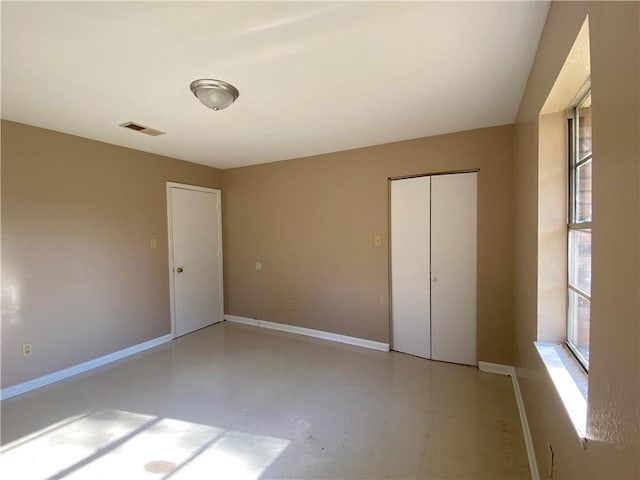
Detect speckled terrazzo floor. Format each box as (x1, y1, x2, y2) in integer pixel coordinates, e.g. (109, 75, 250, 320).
(1, 322, 530, 479)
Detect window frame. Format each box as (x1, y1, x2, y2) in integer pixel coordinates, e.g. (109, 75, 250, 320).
(566, 88, 592, 372)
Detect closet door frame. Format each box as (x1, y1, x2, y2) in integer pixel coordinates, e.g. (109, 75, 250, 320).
(388, 168, 479, 364)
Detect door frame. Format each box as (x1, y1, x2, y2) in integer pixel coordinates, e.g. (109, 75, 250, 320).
(166, 182, 224, 338)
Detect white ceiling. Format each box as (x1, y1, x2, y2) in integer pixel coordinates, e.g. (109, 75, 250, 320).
(1, 2, 549, 169)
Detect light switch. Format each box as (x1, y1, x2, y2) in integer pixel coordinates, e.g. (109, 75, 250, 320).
(255, 261, 263, 271)
(374, 235, 382, 247)
(150, 238, 157, 249)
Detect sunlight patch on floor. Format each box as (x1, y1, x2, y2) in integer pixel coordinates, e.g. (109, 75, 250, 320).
(0, 409, 290, 479)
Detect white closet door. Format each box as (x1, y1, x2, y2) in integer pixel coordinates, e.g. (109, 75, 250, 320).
(430, 172, 477, 366)
(391, 176, 431, 358)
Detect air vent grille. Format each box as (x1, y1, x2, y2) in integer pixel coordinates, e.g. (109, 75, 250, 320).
(119, 121, 165, 137)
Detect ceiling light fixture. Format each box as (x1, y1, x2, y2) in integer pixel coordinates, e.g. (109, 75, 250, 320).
(189, 79, 239, 111)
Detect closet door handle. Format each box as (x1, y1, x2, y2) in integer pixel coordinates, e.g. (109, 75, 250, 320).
(431, 274, 437, 282)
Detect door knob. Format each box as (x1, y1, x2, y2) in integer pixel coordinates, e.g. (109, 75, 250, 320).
(176, 267, 184, 273)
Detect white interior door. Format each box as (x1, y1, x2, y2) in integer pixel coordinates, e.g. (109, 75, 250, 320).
(168, 184, 223, 337)
(391, 176, 431, 358)
(431, 172, 477, 365)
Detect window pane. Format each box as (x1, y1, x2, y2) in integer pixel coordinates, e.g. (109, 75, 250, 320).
(569, 229, 591, 295)
(567, 290, 590, 367)
(578, 94, 592, 161)
(576, 160, 592, 222)
(568, 88, 592, 371)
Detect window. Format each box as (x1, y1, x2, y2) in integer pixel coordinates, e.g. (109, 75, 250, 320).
(567, 90, 592, 370)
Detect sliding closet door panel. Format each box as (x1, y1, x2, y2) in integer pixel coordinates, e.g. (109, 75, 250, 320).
(431, 172, 477, 366)
(390, 177, 431, 358)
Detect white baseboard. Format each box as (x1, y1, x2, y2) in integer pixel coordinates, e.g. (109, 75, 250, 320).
(478, 361, 514, 376)
(1, 334, 173, 401)
(479, 362, 539, 480)
(225, 315, 390, 352)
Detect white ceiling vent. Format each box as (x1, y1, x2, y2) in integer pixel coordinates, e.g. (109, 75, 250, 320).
(119, 121, 165, 137)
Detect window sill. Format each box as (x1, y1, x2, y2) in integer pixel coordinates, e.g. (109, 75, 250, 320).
(533, 342, 588, 448)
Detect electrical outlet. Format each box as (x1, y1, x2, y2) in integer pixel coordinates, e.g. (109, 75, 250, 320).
(22, 343, 32, 357)
(286, 300, 293, 311)
(150, 238, 157, 249)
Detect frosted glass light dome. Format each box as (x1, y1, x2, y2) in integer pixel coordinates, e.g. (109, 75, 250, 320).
(190, 79, 239, 111)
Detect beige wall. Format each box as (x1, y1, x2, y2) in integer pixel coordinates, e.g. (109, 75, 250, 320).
(1, 120, 222, 388)
(514, 2, 639, 478)
(223, 125, 515, 364)
(3, 120, 515, 388)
